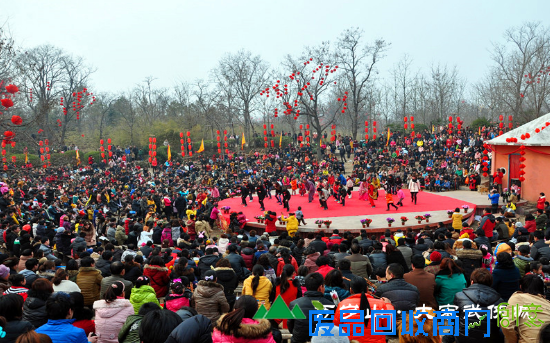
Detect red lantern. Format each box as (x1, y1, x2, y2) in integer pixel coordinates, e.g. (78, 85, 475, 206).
(300, 125, 303, 130)
(499, 123, 504, 129)
(224, 142, 228, 147)
(180, 139, 184, 144)
(187, 131, 190, 137)
(180, 132, 183, 138)
(217, 143, 221, 148)
(40, 148, 44, 154)
(149, 137, 152, 143)
(499, 115, 504, 121)
(10, 115, 22, 125)
(509, 123, 513, 129)
(107, 138, 111, 144)
(152, 137, 156, 143)
(404, 117, 408, 122)
(218, 149, 222, 153)
(508, 115, 513, 122)
(373, 121, 377, 126)
(448, 116, 452, 122)
(187, 138, 191, 143)
(411, 123, 415, 129)
(410, 116, 414, 122)
(306, 124, 310, 129)
(404, 124, 408, 130)
(216, 130, 220, 135)
(11, 156, 16, 163)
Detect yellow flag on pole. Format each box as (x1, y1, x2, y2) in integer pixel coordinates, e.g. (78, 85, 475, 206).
(196, 139, 204, 153)
(76, 149, 80, 165)
(279, 132, 282, 148)
(386, 127, 391, 146)
(167, 145, 171, 161)
(241, 132, 246, 150)
(432, 125, 435, 134)
(24, 151, 28, 164)
(478, 127, 481, 135)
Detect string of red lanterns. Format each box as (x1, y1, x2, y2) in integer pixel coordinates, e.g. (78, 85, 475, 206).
(148, 137, 157, 164)
(216, 130, 221, 154)
(179, 132, 185, 157)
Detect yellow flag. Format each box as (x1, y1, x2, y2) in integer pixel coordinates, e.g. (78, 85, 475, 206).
(167, 145, 172, 161)
(386, 127, 391, 146)
(279, 132, 282, 148)
(478, 127, 481, 135)
(196, 139, 204, 153)
(24, 151, 28, 164)
(241, 132, 246, 150)
(76, 149, 80, 165)
(432, 125, 435, 134)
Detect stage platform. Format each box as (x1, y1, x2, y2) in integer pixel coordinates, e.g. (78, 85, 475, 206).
(217, 189, 529, 236)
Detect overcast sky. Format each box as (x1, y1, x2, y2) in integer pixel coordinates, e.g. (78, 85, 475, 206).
(2, 0, 549, 94)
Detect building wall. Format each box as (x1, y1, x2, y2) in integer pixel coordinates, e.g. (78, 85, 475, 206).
(490, 145, 550, 202)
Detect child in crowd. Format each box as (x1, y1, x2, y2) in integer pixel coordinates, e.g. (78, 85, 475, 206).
(165, 277, 193, 312)
(385, 188, 398, 211)
(295, 206, 307, 226)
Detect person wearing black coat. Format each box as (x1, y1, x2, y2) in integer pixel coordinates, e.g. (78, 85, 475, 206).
(288, 273, 333, 343)
(412, 239, 429, 256)
(309, 236, 327, 254)
(225, 245, 247, 280)
(214, 264, 239, 310)
(165, 314, 213, 343)
(174, 196, 187, 219)
(385, 245, 409, 273)
(95, 252, 113, 277)
(152, 225, 163, 244)
(375, 263, 419, 312)
(453, 268, 505, 343)
(492, 251, 520, 301)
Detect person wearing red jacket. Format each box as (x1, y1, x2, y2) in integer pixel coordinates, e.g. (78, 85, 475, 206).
(334, 276, 394, 343)
(328, 229, 343, 245)
(479, 208, 496, 240)
(493, 169, 504, 194)
(537, 192, 546, 210)
(264, 211, 277, 235)
(276, 250, 299, 277)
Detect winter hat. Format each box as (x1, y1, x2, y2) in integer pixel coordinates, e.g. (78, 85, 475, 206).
(57, 227, 65, 234)
(430, 251, 442, 263)
(494, 242, 512, 256)
(0, 264, 9, 279)
(515, 222, 524, 228)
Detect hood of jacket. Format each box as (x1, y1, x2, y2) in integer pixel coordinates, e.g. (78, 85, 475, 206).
(199, 254, 219, 264)
(144, 264, 169, 273)
(131, 285, 157, 302)
(214, 267, 236, 281)
(215, 316, 271, 339)
(515, 255, 534, 262)
(25, 296, 46, 310)
(196, 280, 224, 298)
(456, 249, 483, 259)
(460, 283, 503, 307)
(94, 299, 133, 318)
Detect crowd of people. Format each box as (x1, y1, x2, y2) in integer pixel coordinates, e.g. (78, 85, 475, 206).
(0, 126, 547, 343)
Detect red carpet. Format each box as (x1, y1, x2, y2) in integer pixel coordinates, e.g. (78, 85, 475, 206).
(217, 190, 476, 220)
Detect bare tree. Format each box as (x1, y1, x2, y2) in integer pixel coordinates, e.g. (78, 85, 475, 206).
(337, 28, 389, 139)
(483, 22, 550, 122)
(271, 42, 346, 159)
(133, 77, 171, 126)
(57, 56, 95, 145)
(15, 45, 68, 140)
(214, 50, 270, 139)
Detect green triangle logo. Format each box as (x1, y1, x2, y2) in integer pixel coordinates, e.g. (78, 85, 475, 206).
(264, 295, 295, 319)
(253, 304, 269, 319)
(291, 304, 306, 319)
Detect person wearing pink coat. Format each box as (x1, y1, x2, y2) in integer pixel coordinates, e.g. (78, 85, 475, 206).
(93, 281, 135, 343)
(212, 295, 275, 343)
